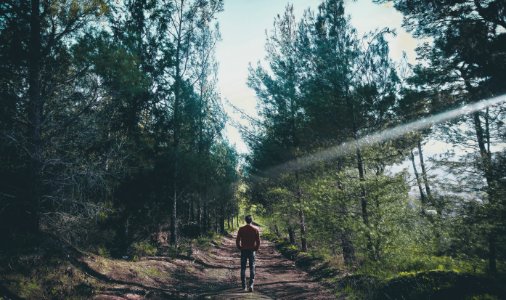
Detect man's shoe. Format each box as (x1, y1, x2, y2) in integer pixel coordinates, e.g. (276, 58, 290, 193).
(243, 287, 248, 292)
(248, 286, 254, 293)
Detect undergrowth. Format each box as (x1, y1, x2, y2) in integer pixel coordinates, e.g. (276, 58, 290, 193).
(264, 230, 505, 300)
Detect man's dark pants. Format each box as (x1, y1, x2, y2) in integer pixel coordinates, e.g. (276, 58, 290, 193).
(240, 249, 255, 288)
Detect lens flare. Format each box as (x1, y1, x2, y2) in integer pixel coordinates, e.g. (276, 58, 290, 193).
(266, 94, 506, 176)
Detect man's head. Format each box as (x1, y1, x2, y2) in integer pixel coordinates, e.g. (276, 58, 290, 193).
(245, 215, 253, 224)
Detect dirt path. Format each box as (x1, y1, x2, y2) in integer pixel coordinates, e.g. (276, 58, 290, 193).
(195, 232, 335, 299)
(89, 231, 335, 299)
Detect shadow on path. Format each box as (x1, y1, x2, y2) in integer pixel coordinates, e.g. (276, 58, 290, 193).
(88, 230, 335, 299)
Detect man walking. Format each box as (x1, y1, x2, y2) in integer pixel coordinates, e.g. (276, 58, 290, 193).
(236, 215, 260, 292)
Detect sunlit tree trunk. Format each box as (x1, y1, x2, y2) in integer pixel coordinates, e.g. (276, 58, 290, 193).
(473, 111, 496, 274)
(347, 92, 376, 260)
(463, 76, 496, 273)
(417, 140, 432, 201)
(410, 150, 427, 209)
(355, 144, 376, 259)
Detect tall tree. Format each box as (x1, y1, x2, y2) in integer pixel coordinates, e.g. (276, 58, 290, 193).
(378, 0, 506, 273)
(0, 0, 108, 235)
(248, 4, 310, 251)
(301, 0, 399, 260)
(161, 0, 223, 245)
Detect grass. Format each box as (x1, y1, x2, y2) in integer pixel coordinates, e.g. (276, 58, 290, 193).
(196, 231, 223, 250)
(1, 256, 97, 299)
(142, 266, 163, 278)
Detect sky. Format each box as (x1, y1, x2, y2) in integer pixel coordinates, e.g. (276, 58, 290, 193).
(215, 0, 419, 154)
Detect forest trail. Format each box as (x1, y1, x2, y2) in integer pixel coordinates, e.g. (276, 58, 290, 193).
(195, 230, 335, 299)
(91, 230, 335, 299)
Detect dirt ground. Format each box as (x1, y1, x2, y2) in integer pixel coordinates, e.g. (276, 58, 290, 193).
(91, 231, 335, 299)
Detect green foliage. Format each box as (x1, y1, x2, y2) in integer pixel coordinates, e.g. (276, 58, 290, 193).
(0, 0, 238, 268)
(1, 0, 505, 298)
(244, 2, 506, 299)
(142, 267, 163, 278)
(18, 279, 43, 299)
(97, 246, 111, 258)
(337, 274, 383, 300)
(195, 231, 222, 251)
(128, 241, 157, 259)
(1, 246, 96, 299)
(374, 271, 505, 300)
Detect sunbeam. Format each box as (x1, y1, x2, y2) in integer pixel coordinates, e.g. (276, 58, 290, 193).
(266, 94, 506, 176)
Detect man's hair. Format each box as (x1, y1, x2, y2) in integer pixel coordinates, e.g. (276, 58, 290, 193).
(245, 215, 253, 224)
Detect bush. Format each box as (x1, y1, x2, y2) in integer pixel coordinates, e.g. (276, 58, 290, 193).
(337, 274, 382, 300)
(18, 279, 43, 299)
(195, 231, 221, 250)
(96, 245, 110, 258)
(275, 239, 299, 260)
(128, 241, 157, 259)
(374, 271, 505, 300)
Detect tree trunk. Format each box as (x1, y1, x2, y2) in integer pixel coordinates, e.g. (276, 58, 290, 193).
(295, 173, 307, 252)
(346, 88, 375, 260)
(189, 197, 194, 223)
(170, 1, 185, 246)
(340, 231, 356, 266)
(489, 235, 497, 274)
(197, 197, 202, 232)
(417, 140, 432, 201)
(202, 202, 208, 233)
(410, 150, 427, 208)
(28, 0, 42, 233)
(462, 76, 497, 274)
(334, 161, 355, 264)
(473, 112, 497, 274)
(274, 224, 280, 237)
(473, 112, 493, 183)
(171, 186, 178, 245)
(483, 109, 497, 274)
(299, 208, 308, 252)
(287, 225, 296, 244)
(485, 108, 490, 154)
(355, 145, 376, 259)
(220, 205, 225, 233)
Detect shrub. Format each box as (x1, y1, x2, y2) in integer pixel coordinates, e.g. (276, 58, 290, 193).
(128, 241, 157, 259)
(97, 245, 110, 258)
(18, 279, 43, 299)
(374, 271, 505, 300)
(337, 274, 382, 300)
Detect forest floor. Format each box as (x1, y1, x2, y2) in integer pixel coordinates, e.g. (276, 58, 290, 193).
(85, 230, 335, 299)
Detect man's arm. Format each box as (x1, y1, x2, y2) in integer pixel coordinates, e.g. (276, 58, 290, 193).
(254, 229, 260, 251)
(236, 228, 242, 249)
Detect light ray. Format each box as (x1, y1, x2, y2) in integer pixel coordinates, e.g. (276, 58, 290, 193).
(266, 94, 506, 176)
